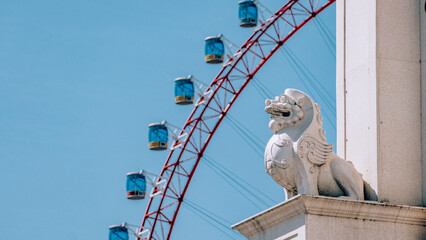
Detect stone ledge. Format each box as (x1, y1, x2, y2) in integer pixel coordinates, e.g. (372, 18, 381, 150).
(231, 195, 426, 238)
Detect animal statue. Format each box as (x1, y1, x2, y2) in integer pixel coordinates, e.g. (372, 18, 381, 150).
(264, 89, 378, 201)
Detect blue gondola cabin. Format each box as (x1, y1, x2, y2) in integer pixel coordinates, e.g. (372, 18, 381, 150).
(126, 172, 147, 200)
(204, 36, 225, 64)
(239, 0, 258, 28)
(148, 123, 168, 150)
(109, 225, 129, 240)
(175, 77, 194, 105)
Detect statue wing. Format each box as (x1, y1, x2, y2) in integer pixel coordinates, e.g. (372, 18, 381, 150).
(297, 136, 333, 166)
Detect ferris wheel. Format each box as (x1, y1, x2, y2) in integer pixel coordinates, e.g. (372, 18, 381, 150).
(109, 0, 336, 239)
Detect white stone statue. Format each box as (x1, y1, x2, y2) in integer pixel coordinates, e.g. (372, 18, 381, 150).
(264, 89, 378, 201)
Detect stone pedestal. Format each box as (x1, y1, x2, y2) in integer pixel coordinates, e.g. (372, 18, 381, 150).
(232, 195, 426, 240)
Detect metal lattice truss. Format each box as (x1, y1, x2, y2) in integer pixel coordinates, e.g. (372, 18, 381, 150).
(140, 0, 336, 239)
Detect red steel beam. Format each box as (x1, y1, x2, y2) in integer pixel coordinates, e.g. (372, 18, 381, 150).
(140, 0, 336, 239)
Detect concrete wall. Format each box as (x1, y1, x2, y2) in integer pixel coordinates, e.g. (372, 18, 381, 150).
(376, 0, 422, 206)
(247, 214, 305, 240)
(336, 0, 422, 206)
(335, 0, 345, 159)
(421, 0, 426, 207)
(306, 215, 425, 240)
(336, 0, 378, 190)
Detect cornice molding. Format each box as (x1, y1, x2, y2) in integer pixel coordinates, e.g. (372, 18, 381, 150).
(232, 195, 426, 237)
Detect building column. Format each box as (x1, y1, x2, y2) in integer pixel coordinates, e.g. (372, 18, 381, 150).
(336, 0, 423, 206)
(420, 0, 426, 207)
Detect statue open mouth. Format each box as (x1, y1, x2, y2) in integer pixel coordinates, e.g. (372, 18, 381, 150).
(265, 94, 305, 132)
(265, 107, 291, 118)
(277, 110, 291, 117)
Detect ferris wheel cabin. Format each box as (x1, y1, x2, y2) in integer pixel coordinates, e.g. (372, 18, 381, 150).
(109, 225, 129, 240)
(148, 123, 168, 150)
(126, 172, 147, 200)
(174, 77, 195, 105)
(239, 0, 258, 27)
(204, 36, 225, 64)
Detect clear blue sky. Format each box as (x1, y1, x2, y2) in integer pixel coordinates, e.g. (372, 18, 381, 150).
(0, 1, 335, 239)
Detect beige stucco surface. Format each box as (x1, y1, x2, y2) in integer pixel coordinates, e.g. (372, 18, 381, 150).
(336, 0, 423, 206)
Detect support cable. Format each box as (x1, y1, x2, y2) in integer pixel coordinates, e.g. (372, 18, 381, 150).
(224, 118, 265, 158)
(251, 79, 271, 100)
(250, 79, 271, 100)
(185, 199, 233, 225)
(202, 156, 265, 210)
(204, 154, 276, 205)
(282, 47, 336, 112)
(252, 76, 275, 97)
(182, 204, 241, 240)
(313, 18, 336, 59)
(316, 16, 336, 45)
(227, 115, 266, 148)
(225, 119, 264, 155)
(226, 115, 266, 150)
(279, 48, 336, 129)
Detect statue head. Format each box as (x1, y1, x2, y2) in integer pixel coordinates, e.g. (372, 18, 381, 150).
(265, 89, 322, 141)
(264, 90, 307, 133)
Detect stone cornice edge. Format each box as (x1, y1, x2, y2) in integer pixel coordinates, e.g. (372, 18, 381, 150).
(231, 195, 426, 237)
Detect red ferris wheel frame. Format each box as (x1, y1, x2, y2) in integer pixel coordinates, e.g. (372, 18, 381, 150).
(140, 0, 336, 239)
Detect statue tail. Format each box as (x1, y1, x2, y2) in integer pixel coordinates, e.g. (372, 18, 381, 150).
(363, 180, 378, 201)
